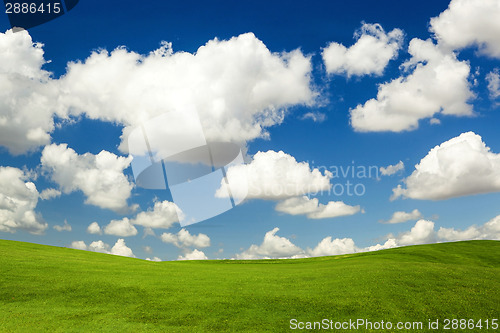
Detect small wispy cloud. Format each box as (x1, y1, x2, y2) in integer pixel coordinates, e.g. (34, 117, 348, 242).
(301, 112, 326, 123)
(53, 220, 72, 232)
(380, 161, 404, 176)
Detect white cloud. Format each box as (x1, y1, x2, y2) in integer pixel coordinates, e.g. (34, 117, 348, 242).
(217, 150, 332, 200)
(486, 69, 500, 100)
(41, 143, 135, 213)
(71, 239, 135, 257)
(275, 196, 361, 219)
(70, 240, 110, 254)
(437, 225, 482, 242)
(234, 216, 500, 260)
(392, 132, 500, 200)
(365, 238, 398, 252)
(350, 38, 473, 132)
(397, 219, 437, 245)
(130, 200, 181, 229)
(381, 209, 423, 224)
(88, 240, 110, 253)
(307, 237, 359, 257)
(1, 31, 315, 154)
(53, 219, 72, 232)
(160, 228, 210, 248)
(104, 218, 138, 237)
(0, 30, 60, 154)
(301, 112, 326, 123)
(437, 215, 500, 241)
(143, 227, 156, 238)
(0, 166, 47, 234)
(371, 216, 500, 250)
(337, 221, 435, 252)
(110, 239, 135, 257)
(103, 200, 181, 236)
(39, 188, 61, 200)
(380, 161, 404, 176)
(430, 0, 500, 58)
(87, 221, 102, 235)
(146, 257, 162, 262)
(364, 220, 436, 251)
(322, 23, 403, 77)
(313, 205, 362, 221)
(70, 240, 87, 250)
(143, 246, 153, 253)
(235, 227, 304, 259)
(59, 33, 315, 148)
(178, 249, 208, 260)
(429, 118, 441, 125)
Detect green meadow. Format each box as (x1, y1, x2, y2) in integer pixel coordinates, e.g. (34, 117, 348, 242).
(0, 239, 498, 332)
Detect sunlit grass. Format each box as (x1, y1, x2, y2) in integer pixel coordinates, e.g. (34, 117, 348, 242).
(0, 240, 498, 332)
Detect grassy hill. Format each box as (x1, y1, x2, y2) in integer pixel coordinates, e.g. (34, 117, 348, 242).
(0, 239, 498, 332)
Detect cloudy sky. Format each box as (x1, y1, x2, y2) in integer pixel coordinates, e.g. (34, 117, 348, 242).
(1, 0, 500, 260)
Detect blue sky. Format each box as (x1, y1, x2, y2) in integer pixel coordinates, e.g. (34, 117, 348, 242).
(1, 0, 500, 260)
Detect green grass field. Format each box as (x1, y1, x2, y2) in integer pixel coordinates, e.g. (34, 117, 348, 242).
(0, 239, 498, 332)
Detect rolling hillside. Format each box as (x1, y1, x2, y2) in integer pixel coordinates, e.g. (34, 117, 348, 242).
(0, 239, 498, 332)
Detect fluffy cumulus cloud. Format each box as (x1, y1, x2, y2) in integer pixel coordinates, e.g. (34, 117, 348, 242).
(103, 200, 182, 236)
(430, 0, 500, 58)
(110, 239, 136, 257)
(53, 219, 72, 232)
(381, 209, 423, 224)
(87, 221, 102, 234)
(160, 228, 210, 248)
(217, 150, 332, 200)
(88, 240, 110, 253)
(307, 237, 359, 257)
(392, 132, 500, 200)
(146, 257, 162, 262)
(178, 249, 208, 260)
(58, 33, 315, 148)
(486, 69, 500, 100)
(370, 216, 500, 251)
(275, 196, 361, 219)
(235, 227, 361, 259)
(235, 227, 305, 259)
(322, 23, 403, 77)
(350, 38, 474, 132)
(0, 166, 47, 234)
(235, 216, 500, 259)
(437, 215, 500, 241)
(380, 161, 404, 176)
(41, 143, 135, 213)
(104, 218, 138, 237)
(395, 219, 437, 245)
(1, 31, 314, 154)
(70, 240, 87, 250)
(70, 238, 135, 257)
(0, 30, 60, 154)
(130, 200, 181, 229)
(364, 239, 399, 252)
